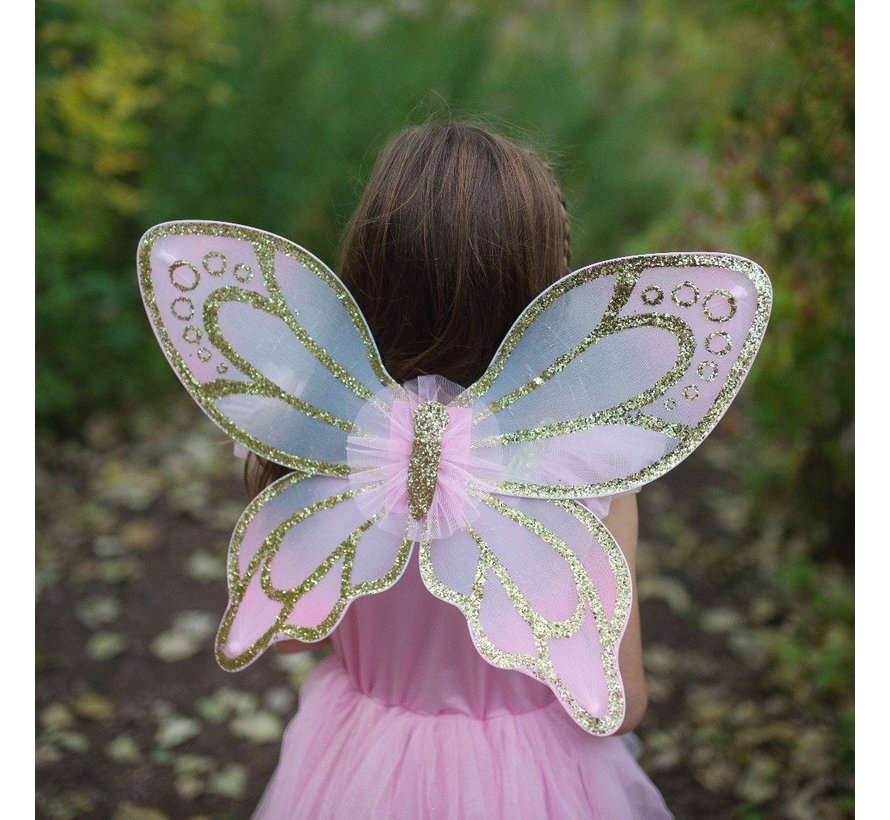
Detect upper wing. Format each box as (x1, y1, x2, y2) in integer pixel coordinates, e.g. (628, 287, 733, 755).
(455, 253, 771, 498)
(138, 221, 396, 476)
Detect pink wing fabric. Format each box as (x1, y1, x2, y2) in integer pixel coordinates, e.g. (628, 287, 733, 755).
(418, 493, 631, 735)
(138, 221, 395, 475)
(139, 222, 771, 736)
(216, 472, 414, 670)
(455, 253, 772, 498)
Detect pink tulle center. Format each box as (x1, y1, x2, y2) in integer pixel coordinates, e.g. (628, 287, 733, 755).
(385, 399, 472, 517)
(346, 376, 502, 540)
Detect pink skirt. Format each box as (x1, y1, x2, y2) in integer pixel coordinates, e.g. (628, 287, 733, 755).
(255, 657, 672, 819)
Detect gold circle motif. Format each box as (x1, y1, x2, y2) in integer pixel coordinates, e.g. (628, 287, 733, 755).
(671, 281, 699, 308)
(233, 262, 253, 283)
(203, 251, 227, 276)
(169, 261, 200, 292)
(197, 347, 212, 362)
(703, 289, 737, 322)
(170, 296, 194, 321)
(705, 331, 732, 356)
(642, 286, 664, 306)
(216, 363, 229, 374)
(664, 398, 677, 410)
(697, 361, 718, 382)
(683, 384, 699, 401)
(182, 325, 202, 344)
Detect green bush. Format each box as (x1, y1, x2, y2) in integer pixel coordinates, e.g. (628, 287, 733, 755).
(37, 0, 852, 560)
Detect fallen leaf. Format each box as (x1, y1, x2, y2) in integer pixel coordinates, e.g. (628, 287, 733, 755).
(637, 576, 692, 613)
(106, 734, 142, 765)
(121, 520, 161, 551)
(40, 702, 75, 731)
(86, 631, 128, 661)
(36, 742, 63, 768)
(273, 652, 319, 687)
(194, 696, 230, 724)
(75, 595, 122, 629)
(150, 631, 202, 663)
(229, 710, 284, 744)
(154, 716, 201, 749)
(174, 774, 205, 801)
(263, 686, 297, 715)
(173, 611, 218, 639)
(735, 753, 780, 804)
(43, 790, 97, 820)
(112, 803, 170, 820)
(54, 730, 90, 753)
(173, 754, 216, 776)
(207, 763, 248, 800)
(97, 461, 163, 511)
(186, 550, 225, 581)
(213, 686, 258, 715)
(700, 607, 743, 634)
(97, 557, 143, 583)
(72, 692, 115, 721)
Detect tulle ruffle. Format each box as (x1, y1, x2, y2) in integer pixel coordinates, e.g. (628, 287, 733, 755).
(254, 656, 672, 820)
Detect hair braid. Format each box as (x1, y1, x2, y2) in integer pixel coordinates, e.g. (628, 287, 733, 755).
(541, 158, 571, 274)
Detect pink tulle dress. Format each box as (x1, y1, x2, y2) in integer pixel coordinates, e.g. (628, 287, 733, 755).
(255, 546, 672, 818)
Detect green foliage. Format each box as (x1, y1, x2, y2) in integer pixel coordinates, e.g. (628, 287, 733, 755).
(772, 557, 853, 705)
(37, 0, 729, 429)
(637, 1, 854, 559)
(37, 0, 853, 562)
(37, 0, 238, 425)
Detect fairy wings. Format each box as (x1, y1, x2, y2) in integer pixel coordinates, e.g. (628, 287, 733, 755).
(137, 220, 771, 736)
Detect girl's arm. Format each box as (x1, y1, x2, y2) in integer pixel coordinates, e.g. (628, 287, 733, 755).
(601, 492, 649, 734)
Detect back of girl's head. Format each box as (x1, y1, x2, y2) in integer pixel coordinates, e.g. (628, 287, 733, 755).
(339, 121, 570, 386)
(246, 121, 570, 495)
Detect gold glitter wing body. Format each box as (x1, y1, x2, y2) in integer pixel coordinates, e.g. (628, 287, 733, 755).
(407, 402, 451, 519)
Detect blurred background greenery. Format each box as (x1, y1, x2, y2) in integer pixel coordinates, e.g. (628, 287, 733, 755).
(36, 0, 853, 814)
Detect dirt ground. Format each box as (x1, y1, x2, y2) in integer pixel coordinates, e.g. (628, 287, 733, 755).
(36, 397, 852, 819)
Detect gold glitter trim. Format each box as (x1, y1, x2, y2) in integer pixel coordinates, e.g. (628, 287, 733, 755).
(457, 252, 770, 498)
(671, 281, 699, 307)
(697, 361, 718, 382)
(484, 312, 694, 419)
(418, 493, 631, 735)
(703, 288, 738, 322)
(138, 221, 398, 474)
(232, 262, 253, 282)
(641, 285, 663, 306)
(215, 473, 413, 670)
(406, 401, 450, 519)
(169, 260, 200, 291)
(705, 330, 732, 356)
(203, 250, 227, 276)
(170, 297, 194, 321)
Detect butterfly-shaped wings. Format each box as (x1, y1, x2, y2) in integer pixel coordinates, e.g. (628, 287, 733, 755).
(138, 220, 771, 735)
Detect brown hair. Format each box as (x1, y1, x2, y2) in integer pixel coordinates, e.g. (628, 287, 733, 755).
(245, 121, 570, 497)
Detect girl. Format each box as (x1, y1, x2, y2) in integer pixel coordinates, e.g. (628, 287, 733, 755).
(246, 122, 672, 818)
